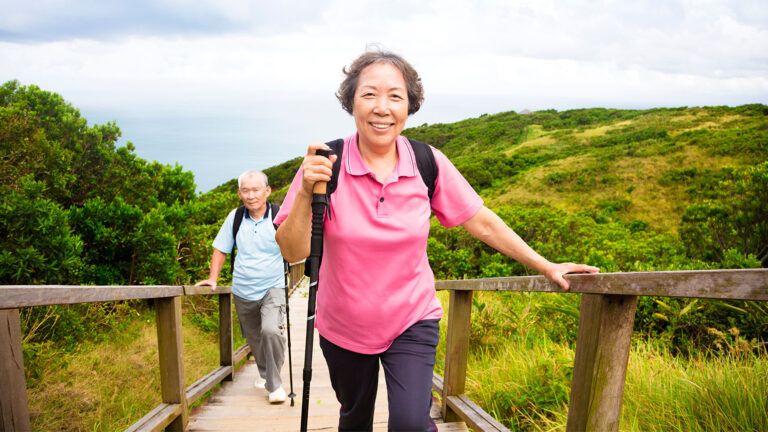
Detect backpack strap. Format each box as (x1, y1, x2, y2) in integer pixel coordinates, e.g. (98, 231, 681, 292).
(325, 137, 437, 200)
(326, 139, 344, 195)
(407, 138, 438, 201)
(230, 205, 246, 276)
(269, 202, 280, 230)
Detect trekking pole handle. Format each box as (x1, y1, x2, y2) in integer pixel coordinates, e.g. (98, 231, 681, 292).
(313, 148, 333, 194)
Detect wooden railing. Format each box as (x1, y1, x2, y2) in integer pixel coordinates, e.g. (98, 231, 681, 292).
(1, 267, 766, 431)
(0, 262, 306, 432)
(433, 269, 768, 432)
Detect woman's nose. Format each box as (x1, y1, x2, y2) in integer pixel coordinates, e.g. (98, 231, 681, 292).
(373, 96, 389, 113)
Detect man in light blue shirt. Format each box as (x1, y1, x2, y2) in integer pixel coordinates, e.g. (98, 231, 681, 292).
(196, 170, 287, 403)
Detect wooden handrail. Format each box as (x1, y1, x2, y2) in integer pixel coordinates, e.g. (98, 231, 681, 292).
(0, 262, 305, 431)
(436, 269, 768, 300)
(1, 268, 766, 431)
(435, 268, 768, 431)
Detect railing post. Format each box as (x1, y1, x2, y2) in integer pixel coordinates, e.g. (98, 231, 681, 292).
(219, 293, 234, 381)
(0, 308, 31, 432)
(289, 261, 304, 293)
(442, 290, 473, 423)
(155, 297, 188, 431)
(567, 294, 638, 432)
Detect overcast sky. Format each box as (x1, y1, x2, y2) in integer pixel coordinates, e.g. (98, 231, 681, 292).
(2, 0, 767, 190)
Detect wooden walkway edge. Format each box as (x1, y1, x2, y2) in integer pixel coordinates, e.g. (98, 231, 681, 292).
(187, 285, 467, 431)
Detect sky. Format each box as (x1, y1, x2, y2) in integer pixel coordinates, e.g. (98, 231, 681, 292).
(2, 0, 767, 191)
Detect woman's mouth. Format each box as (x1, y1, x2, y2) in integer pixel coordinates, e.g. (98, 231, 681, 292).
(370, 122, 392, 130)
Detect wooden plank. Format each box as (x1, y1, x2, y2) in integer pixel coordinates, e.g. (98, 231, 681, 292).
(155, 297, 188, 431)
(126, 403, 183, 432)
(0, 286, 183, 308)
(566, 294, 638, 432)
(442, 290, 473, 423)
(433, 372, 444, 394)
(445, 395, 508, 432)
(186, 366, 233, 404)
(0, 269, 764, 310)
(435, 269, 768, 300)
(183, 285, 232, 296)
(219, 293, 234, 381)
(233, 344, 251, 365)
(565, 295, 602, 432)
(0, 309, 30, 432)
(288, 261, 305, 295)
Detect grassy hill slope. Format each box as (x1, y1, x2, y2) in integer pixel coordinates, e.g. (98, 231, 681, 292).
(404, 105, 767, 234)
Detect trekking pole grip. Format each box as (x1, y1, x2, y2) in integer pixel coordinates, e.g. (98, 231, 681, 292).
(313, 148, 332, 194)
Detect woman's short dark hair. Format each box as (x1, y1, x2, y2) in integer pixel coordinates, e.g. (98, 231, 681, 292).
(336, 50, 424, 116)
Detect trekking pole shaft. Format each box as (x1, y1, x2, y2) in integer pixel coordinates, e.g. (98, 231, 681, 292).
(285, 263, 295, 406)
(300, 180, 328, 432)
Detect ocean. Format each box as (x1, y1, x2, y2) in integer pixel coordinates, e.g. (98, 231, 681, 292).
(82, 93, 526, 193)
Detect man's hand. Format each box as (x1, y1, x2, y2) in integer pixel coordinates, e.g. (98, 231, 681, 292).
(195, 278, 217, 292)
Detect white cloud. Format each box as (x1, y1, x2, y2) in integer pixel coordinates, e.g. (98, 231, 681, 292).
(1, 0, 766, 190)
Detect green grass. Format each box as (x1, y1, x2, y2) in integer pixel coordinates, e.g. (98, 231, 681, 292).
(26, 299, 246, 431)
(435, 291, 768, 432)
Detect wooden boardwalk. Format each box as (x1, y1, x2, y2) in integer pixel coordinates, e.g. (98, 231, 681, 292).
(188, 285, 467, 431)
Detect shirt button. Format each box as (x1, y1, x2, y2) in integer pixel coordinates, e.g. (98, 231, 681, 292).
(379, 197, 385, 202)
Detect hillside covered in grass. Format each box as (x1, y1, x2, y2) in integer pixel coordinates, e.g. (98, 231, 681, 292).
(406, 105, 766, 234)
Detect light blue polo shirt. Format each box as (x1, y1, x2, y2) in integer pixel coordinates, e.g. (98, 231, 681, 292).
(213, 206, 284, 301)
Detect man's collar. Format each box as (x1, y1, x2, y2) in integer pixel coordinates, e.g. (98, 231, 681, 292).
(244, 205, 270, 220)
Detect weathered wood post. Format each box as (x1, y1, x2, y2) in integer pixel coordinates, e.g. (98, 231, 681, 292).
(0, 308, 31, 432)
(219, 293, 234, 381)
(442, 289, 473, 422)
(155, 297, 188, 431)
(566, 294, 638, 432)
(289, 261, 305, 294)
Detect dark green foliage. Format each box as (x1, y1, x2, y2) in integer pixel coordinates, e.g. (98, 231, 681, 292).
(679, 163, 768, 267)
(0, 176, 83, 284)
(429, 201, 766, 353)
(0, 81, 213, 356)
(591, 127, 669, 148)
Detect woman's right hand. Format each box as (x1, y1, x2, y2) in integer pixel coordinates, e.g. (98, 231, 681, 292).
(300, 143, 338, 195)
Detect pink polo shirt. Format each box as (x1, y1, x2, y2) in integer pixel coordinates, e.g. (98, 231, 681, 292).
(275, 134, 483, 354)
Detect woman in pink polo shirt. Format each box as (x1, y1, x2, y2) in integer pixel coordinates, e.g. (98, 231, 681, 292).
(275, 50, 599, 431)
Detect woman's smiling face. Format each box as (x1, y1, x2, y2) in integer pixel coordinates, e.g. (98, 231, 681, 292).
(352, 62, 409, 151)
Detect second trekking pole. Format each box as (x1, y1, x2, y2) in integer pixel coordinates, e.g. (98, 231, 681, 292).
(300, 148, 331, 432)
(284, 261, 296, 406)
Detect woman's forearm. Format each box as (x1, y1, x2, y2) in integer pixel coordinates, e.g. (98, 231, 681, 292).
(276, 189, 313, 263)
(462, 206, 553, 274)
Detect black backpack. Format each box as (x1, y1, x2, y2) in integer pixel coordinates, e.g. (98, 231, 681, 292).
(304, 138, 439, 278)
(324, 137, 438, 200)
(230, 202, 282, 276)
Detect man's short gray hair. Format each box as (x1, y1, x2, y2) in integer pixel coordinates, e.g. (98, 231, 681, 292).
(237, 170, 269, 188)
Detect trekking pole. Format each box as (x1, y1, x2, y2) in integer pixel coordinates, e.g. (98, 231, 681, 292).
(300, 148, 331, 432)
(284, 261, 296, 406)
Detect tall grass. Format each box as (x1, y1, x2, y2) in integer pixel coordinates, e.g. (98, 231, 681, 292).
(435, 291, 768, 431)
(621, 345, 768, 432)
(26, 298, 244, 431)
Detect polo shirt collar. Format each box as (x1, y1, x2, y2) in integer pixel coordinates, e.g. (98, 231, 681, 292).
(345, 134, 417, 178)
(244, 206, 270, 221)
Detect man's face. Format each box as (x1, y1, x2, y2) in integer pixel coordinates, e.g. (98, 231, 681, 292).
(237, 175, 271, 214)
